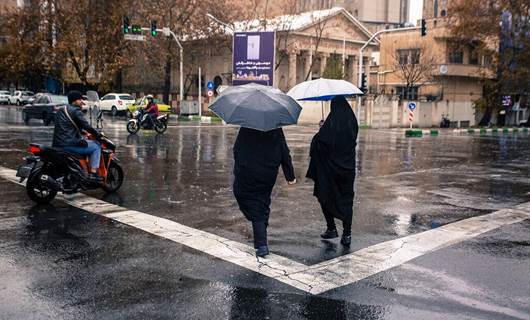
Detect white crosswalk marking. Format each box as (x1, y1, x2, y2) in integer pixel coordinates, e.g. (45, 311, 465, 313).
(1, 166, 529, 295)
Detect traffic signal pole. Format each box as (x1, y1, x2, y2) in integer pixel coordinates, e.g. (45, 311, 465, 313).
(124, 17, 185, 103)
(356, 26, 421, 124)
(140, 26, 184, 103)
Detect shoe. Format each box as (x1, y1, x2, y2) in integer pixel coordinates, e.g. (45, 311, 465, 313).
(88, 173, 103, 183)
(320, 229, 338, 239)
(256, 245, 269, 257)
(340, 234, 352, 247)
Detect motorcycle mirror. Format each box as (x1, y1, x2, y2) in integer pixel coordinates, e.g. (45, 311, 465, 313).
(86, 91, 100, 102)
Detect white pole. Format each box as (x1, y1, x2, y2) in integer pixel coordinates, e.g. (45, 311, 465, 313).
(180, 47, 184, 103)
(198, 66, 202, 117)
(342, 35, 346, 77)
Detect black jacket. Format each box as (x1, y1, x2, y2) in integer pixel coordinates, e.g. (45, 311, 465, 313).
(52, 104, 99, 147)
(233, 128, 295, 222)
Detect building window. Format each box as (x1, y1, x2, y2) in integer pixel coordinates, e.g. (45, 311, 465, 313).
(397, 86, 419, 100)
(434, 0, 438, 17)
(397, 49, 421, 65)
(449, 50, 464, 64)
(483, 55, 492, 66)
(469, 51, 479, 65)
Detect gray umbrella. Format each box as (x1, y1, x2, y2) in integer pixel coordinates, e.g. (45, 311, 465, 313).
(209, 83, 302, 132)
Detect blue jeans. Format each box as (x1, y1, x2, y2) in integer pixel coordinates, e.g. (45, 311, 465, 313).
(63, 140, 101, 170)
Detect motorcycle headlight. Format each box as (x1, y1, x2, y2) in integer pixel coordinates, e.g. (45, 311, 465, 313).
(133, 111, 139, 117)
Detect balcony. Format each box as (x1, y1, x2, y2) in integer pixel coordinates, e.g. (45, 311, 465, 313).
(433, 63, 495, 79)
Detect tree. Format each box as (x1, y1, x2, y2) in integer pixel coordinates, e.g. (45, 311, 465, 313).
(0, 0, 133, 92)
(322, 56, 344, 79)
(449, 0, 530, 124)
(391, 45, 438, 99)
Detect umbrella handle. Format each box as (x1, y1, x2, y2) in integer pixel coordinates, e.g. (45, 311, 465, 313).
(321, 101, 324, 120)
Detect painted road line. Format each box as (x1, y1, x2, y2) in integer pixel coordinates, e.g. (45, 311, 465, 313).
(0, 167, 312, 293)
(1, 166, 529, 295)
(281, 207, 530, 294)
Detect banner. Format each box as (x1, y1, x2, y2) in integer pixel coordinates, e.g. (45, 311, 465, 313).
(232, 32, 275, 86)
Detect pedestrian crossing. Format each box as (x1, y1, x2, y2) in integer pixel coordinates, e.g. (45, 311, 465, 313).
(1, 166, 529, 295)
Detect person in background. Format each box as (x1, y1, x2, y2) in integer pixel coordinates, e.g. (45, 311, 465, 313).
(306, 96, 358, 247)
(144, 94, 159, 128)
(233, 127, 296, 257)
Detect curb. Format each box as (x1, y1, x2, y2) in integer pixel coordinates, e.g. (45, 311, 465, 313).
(402, 127, 528, 137)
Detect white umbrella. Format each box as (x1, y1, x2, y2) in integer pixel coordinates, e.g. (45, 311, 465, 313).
(287, 78, 363, 119)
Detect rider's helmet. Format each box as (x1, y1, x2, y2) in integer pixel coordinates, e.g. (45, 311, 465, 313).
(146, 94, 154, 101)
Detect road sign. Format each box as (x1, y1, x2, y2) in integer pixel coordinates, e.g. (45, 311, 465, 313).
(207, 81, 214, 90)
(408, 102, 417, 111)
(124, 34, 146, 41)
(502, 95, 512, 107)
(207, 90, 214, 97)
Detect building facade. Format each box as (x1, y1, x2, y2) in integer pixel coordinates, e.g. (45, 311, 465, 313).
(298, 0, 409, 31)
(124, 7, 377, 122)
(375, 0, 495, 127)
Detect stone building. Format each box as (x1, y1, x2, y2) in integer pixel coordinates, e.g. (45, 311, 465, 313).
(375, 0, 495, 128)
(147, 7, 377, 121)
(298, 0, 410, 31)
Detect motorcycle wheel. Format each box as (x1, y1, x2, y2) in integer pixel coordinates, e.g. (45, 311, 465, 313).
(127, 121, 139, 134)
(154, 122, 167, 134)
(102, 161, 124, 193)
(26, 171, 57, 204)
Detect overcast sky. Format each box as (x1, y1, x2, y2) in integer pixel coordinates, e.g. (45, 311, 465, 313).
(409, 0, 423, 25)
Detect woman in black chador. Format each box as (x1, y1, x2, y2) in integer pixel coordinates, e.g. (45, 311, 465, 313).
(306, 96, 358, 246)
(233, 127, 296, 257)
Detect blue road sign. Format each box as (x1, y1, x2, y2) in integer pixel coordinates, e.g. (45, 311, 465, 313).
(207, 81, 215, 90)
(408, 102, 417, 111)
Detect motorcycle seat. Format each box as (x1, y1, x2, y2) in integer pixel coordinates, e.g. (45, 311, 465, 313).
(38, 145, 86, 160)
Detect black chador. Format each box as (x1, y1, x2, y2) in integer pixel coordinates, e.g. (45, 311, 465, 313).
(306, 96, 358, 246)
(233, 127, 295, 256)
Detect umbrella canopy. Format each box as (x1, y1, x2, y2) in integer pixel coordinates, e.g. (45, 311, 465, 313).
(287, 78, 363, 101)
(209, 83, 302, 132)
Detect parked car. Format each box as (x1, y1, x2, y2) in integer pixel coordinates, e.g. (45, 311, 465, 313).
(127, 96, 172, 118)
(99, 93, 135, 116)
(27, 92, 49, 104)
(9, 90, 34, 105)
(21, 94, 68, 125)
(0, 91, 10, 104)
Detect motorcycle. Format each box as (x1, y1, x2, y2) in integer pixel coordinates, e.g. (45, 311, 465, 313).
(127, 109, 168, 134)
(16, 133, 124, 204)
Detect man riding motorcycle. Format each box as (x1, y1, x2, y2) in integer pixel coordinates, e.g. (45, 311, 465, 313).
(52, 91, 103, 182)
(144, 95, 159, 128)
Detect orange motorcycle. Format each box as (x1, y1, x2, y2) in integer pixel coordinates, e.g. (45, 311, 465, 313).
(17, 133, 124, 204)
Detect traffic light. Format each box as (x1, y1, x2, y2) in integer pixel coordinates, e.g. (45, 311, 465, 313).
(131, 25, 142, 34)
(122, 16, 130, 34)
(360, 73, 367, 92)
(150, 20, 157, 36)
(421, 19, 427, 36)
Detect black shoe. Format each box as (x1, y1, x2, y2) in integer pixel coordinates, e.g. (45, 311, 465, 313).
(88, 173, 103, 183)
(256, 245, 269, 257)
(340, 234, 352, 247)
(320, 229, 338, 239)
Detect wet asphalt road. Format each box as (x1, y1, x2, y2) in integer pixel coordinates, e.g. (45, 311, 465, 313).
(0, 105, 529, 319)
